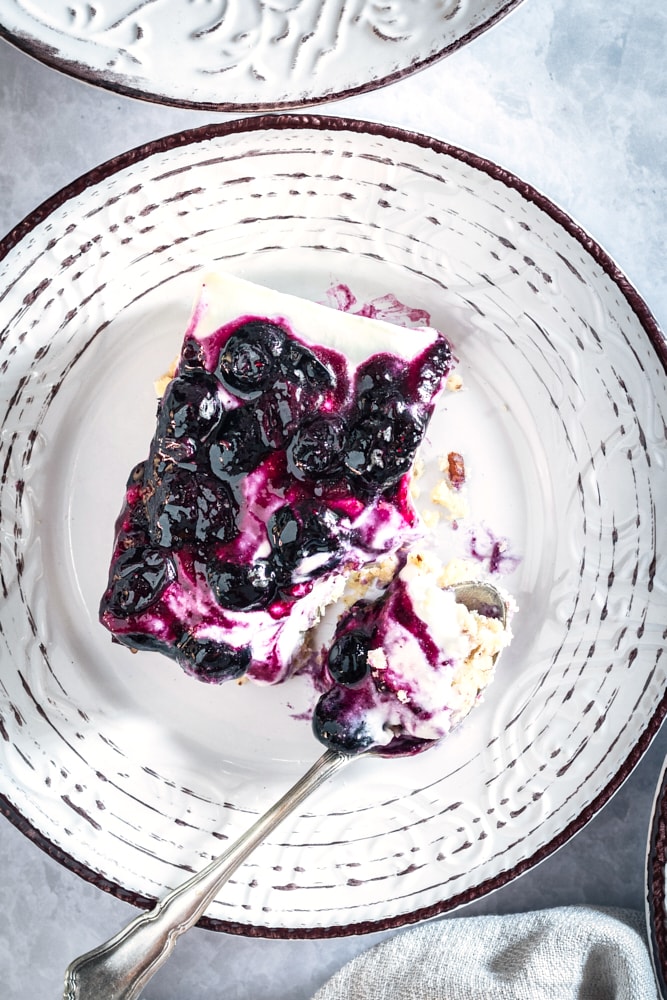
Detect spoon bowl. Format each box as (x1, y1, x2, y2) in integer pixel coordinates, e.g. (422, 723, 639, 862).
(63, 579, 509, 1000)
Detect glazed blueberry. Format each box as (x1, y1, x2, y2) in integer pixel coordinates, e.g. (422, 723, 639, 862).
(146, 469, 237, 548)
(102, 546, 176, 617)
(209, 406, 271, 478)
(176, 633, 251, 682)
(195, 476, 239, 545)
(179, 337, 207, 374)
(126, 460, 146, 489)
(115, 631, 172, 655)
(268, 503, 345, 582)
(312, 688, 375, 755)
(286, 415, 346, 481)
(410, 337, 452, 403)
(147, 470, 200, 548)
(157, 372, 222, 442)
(207, 558, 277, 611)
(327, 631, 370, 685)
(217, 320, 287, 398)
(355, 355, 406, 417)
(345, 410, 425, 489)
(279, 340, 334, 395)
(255, 379, 306, 449)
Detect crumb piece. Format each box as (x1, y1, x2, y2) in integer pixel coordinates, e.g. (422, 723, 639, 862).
(421, 508, 441, 530)
(405, 549, 440, 574)
(446, 451, 466, 489)
(412, 455, 425, 480)
(343, 554, 399, 606)
(431, 480, 469, 520)
(446, 371, 464, 392)
(436, 557, 479, 588)
(368, 648, 388, 672)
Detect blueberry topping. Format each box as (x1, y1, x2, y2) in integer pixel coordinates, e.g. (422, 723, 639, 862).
(146, 471, 199, 548)
(157, 373, 222, 442)
(209, 406, 271, 478)
(355, 355, 406, 417)
(255, 380, 306, 449)
(286, 415, 346, 481)
(147, 470, 238, 548)
(176, 633, 251, 682)
(179, 337, 207, 373)
(102, 301, 448, 696)
(195, 476, 239, 544)
(411, 337, 452, 402)
(345, 410, 425, 489)
(217, 320, 287, 398)
(327, 631, 370, 685)
(207, 558, 277, 611)
(268, 503, 345, 582)
(279, 340, 335, 395)
(102, 546, 176, 617)
(126, 460, 146, 489)
(115, 632, 172, 655)
(312, 688, 375, 755)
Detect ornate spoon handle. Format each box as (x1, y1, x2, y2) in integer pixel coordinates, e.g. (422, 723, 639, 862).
(64, 748, 351, 1000)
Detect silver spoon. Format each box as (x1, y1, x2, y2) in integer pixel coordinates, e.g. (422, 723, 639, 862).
(63, 580, 507, 1000)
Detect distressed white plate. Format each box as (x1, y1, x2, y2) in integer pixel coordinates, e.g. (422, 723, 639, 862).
(1, 116, 666, 938)
(647, 758, 667, 998)
(0, 0, 524, 110)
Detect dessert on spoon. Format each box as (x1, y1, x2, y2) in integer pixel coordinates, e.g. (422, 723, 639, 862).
(66, 577, 511, 1000)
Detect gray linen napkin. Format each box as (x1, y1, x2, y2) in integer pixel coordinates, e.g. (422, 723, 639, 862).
(312, 906, 658, 999)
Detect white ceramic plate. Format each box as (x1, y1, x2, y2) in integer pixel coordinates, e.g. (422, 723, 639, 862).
(1, 116, 666, 938)
(647, 759, 667, 997)
(0, 0, 524, 110)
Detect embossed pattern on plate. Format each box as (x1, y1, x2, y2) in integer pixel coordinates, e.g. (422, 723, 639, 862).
(0, 116, 666, 938)
(0, 0, 524, 110)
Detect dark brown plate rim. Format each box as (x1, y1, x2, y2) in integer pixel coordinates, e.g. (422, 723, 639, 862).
(647, 756, 667, 997)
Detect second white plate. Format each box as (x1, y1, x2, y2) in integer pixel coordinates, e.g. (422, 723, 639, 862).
(0, 0, 524, 109)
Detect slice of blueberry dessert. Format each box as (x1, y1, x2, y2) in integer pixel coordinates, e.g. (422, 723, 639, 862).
(100, 272, 454, 686)
(313, 551, 514, 756)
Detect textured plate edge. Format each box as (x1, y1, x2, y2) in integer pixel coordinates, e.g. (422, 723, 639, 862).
(0, 1, 526, 112)
(1, 114, 665, 367)
(646, 749, 667, 998)
(3, 692, 667, 939)
(1, 112, 666, 938)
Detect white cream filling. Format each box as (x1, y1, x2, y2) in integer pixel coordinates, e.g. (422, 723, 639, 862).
(190, 271, 441, 364)
(370, 553, 512, 741)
